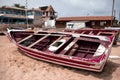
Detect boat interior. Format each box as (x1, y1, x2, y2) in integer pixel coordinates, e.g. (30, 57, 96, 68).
(76, 30, 115, 37)
(17, 32, 105, 59)
(10, 31, 34, 42)
(65, 29, 116, 37)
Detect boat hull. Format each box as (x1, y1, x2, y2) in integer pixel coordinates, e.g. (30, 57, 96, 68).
(7, 29, 116, 72)
(64, 29, 118, 44)
(17, 43, 112, 72)
(7, 29, 34, 42)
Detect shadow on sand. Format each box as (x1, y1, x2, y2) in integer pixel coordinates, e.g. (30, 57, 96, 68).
(65, 60, 120, 80)
(112, 42, 120, 47)
(113, 44, 120, 47)
(18, 49, 120, 80)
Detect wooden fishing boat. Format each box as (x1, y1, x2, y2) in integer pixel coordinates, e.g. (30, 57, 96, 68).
(7, 28, 34, 42)
(64, 29, 119, 45)
(7, 29, 116, 72)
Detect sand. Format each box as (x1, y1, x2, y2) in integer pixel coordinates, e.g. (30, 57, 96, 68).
(0, 35, 120, 80)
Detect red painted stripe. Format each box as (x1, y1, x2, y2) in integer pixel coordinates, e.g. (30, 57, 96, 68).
(20, 47, 103, 71)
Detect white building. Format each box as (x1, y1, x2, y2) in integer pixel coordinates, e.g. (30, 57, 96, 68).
(66, 21, 86, 30)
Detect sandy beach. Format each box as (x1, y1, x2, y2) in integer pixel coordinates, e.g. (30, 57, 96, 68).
(0, 35, 120, 80)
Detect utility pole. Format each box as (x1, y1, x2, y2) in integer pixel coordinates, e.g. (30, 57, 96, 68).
(26, 0, 29, 28)
(111, 0, 115, 26)
(119, 10, 120, 24)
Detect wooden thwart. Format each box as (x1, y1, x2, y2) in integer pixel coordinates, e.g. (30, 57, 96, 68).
(59, 38, 78, 55)
(97, 32, 113, 35)
(18, 35, 33, 44)
(28, 35, 50, 48)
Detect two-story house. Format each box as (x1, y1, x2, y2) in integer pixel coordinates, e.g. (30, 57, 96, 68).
(0, 6, 33, 29)
(0, 5, 57, 30)
(28, 5, 57, 28)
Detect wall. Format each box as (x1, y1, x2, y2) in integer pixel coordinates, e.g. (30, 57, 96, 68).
(56, 21, 66, 28)
(56, 20, 112, 29)
(66, 21, 86, 29)
(0, 23, 33, 31)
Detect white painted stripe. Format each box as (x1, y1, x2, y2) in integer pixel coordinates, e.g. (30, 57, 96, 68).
(20, 48, 103, 72)
(64, 42, 75, 51)
(19, 47, 103, 70)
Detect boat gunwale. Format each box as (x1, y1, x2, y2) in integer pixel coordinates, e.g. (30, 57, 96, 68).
(19, 33, 109, 58)
(13, 31, 112, 63)
(18, 43, 99, 65)
(18, 45, 106, 72)
(17, 40, 108, 64)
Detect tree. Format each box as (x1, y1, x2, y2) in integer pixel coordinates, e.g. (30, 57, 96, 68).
(13, 4, 25, 9)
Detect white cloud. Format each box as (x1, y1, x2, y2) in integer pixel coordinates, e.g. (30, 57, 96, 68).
(0, 0, 120, 19)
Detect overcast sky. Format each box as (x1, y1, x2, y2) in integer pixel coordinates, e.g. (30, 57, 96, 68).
(0, 0, 120, 19)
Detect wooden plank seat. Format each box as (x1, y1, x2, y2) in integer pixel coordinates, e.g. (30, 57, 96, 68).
(32, 41, 50, 50)
(34, 34, 50, 36)
(18, 35, 33, 44)
(73, 48, 95, 58)
(28, 35, 63, 47)
(74, 52, 86, 58)
(89, 31, 93, 34)
(28, 35, 50, 48)
(53, 37, 74, 54)
(48, 36, 63, 44)
(85, 54, 93, 58)
(68, 48, 77, 56)
(59, 38, 78, 55)
(97, 32, 114, 36)
(41, 39, 50, 42)
(77, 49, 94, 54)
(36, 33, 66, 37)
(78, 37, 107, 44)
(84, 31, 91, 34)
(81, 31, 85, 34)
(64, 38, 100, 58)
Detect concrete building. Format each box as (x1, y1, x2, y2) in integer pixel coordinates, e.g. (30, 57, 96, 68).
(0, 5, 57, 30)
(0, 6, 33, 29)
(28, 5, 57, 28)
(56, 16, 115, 29)
(66, 21, 86, 30)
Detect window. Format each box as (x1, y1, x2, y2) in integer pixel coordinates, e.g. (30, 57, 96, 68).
(27, 11, 33, 15)
(43, 12, 45, 15)
(92, 22, 95, 25)
(68, 24, 74, 28)
(0, 11, 4, 14)
(100, 21, 106, 26)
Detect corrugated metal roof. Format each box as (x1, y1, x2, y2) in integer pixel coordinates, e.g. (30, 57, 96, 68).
(57, 16, 115, 21)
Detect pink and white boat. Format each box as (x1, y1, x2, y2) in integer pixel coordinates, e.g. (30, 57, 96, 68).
(7, 29, 117, 72)
(64, 29, 119, 45)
